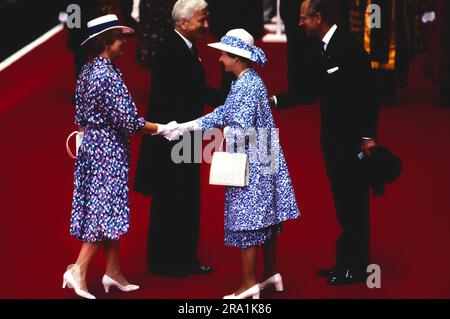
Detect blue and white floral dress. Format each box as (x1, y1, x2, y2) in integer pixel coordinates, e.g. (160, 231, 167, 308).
(197, 69, 300, 248)
(70, 56, 145, 242)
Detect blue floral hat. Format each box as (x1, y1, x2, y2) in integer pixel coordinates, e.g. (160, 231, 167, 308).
(208, 29, 267, 67)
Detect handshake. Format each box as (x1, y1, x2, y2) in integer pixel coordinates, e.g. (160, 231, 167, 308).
(154, 120, 201, 141)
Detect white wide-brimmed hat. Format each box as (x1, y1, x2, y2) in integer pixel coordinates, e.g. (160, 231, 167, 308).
(208, 29, 267, 67)
(80, 14, 134, 46)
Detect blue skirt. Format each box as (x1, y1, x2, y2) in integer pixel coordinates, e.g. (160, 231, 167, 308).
(225, 224, 282, 248)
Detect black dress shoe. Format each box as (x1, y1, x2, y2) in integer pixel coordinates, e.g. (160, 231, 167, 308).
(189, 264, 214, 275)
(317, 266, 340, 278)
(327, 268, 367, 286)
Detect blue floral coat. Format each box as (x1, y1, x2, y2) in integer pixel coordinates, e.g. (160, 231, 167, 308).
(198, 69, 300, 231)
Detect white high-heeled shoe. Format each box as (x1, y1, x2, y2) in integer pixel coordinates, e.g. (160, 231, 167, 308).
(62, 265, 96, 300)
(101, 274, 140, 293)
(258, 273, 284, 292)
(223, 284, 260, 299)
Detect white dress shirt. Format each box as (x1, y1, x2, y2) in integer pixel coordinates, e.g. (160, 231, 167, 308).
(174, 29, 193, 50)
(322, 24, 338, 51)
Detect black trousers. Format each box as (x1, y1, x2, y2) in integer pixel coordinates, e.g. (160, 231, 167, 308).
(322, 139, 370, 270)
(147, 164, 201, 272)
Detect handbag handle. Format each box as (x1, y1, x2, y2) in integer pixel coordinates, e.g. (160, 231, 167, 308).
(66, 131, 79, 159)
(218, 137, 225, 152)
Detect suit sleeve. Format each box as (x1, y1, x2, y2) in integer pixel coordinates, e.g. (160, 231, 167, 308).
(352, 43, 380, 139)
(276, 89, 317, 109)
(204, 85, 226, 108)
(148, 46, 196, 121)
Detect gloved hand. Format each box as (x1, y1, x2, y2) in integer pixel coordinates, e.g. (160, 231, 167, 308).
(179, 120, 201, 132)
(154, 120, 201, 141)
(154, 121, 178, 136)
(163, 123, 183, 141)
(161, 120, 202, 141)
(422, 11, 436, 23)
(131, 0, 140, 22)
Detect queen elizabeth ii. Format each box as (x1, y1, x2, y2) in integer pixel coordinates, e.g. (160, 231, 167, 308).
(162, 28, 300, 299)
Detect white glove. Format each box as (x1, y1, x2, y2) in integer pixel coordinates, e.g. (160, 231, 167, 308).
(154, 121, 184, 141)
(179, 120, 201, 132)
(164, 128, 182, 141)
(161, 120, 201, 141)
(168, 120, 201, 140)
(422, 11, 436, 23)
(154, 121, 178, 134)
(131, 0, 140, 22)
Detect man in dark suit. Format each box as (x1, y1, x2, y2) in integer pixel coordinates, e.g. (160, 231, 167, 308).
(134, 0, 222, 277)
(278, 0, 320, 105)
(272, 0, 380, 285)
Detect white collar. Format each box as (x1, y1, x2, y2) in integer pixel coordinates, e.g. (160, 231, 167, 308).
(174, 29, 193, 50)
(322, 24, 338, 50)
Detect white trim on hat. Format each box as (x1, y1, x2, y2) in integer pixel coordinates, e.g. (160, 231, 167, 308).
(80, 14, 134, 46)
(207, 43, 252, 60)
(80, 26, 134, 46)
(87, 14, 118, 28)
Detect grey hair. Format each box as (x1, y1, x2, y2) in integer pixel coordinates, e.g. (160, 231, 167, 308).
(172, 0, 208, 26)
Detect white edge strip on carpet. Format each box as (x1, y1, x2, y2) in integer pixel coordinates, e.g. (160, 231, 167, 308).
(0, 24, 64, 73)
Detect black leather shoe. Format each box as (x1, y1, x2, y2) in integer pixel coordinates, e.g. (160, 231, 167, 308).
(327, 268, 367, 286)
(317, 266, 340, 278)
(189, 264, 214, 275)
(151, 268, 188, 278)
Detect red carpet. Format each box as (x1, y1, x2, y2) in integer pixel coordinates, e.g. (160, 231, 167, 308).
(1, 30, 450, 299)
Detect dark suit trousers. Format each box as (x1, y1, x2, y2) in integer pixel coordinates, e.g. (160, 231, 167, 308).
(321, 139, 370, 270)
(147, 163, 201, 272)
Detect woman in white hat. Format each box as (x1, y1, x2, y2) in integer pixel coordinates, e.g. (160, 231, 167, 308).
(166, 29, 300, 299)
(63, 14, 173, 299)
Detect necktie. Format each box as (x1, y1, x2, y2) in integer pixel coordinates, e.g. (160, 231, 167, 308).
(191, 44, 198, 58)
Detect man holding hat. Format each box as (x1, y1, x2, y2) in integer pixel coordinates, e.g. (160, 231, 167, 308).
(300, 0, 379, 285)
(271, 0, 380, 286)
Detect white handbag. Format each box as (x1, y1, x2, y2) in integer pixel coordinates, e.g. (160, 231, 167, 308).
(209, 139, 249, 187)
